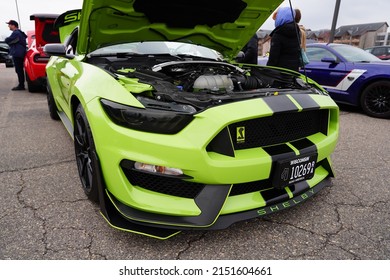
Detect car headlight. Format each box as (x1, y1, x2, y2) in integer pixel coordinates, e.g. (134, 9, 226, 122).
(100, 99, 194, 134)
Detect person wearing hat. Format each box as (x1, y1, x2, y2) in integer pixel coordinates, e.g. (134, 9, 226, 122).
(5, 20, 27, 90)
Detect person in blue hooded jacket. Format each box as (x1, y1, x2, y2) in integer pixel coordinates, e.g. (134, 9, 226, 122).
(5, 20, 27, 90)
(266, 7, 301, 72)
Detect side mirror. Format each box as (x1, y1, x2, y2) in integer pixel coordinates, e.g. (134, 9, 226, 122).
(43, 43, 66, 57)
(321, 57, 338, 63)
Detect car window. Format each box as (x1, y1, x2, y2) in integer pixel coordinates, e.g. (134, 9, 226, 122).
(330, 44, 380, 62)
(42, 23, 60, 44)
(372, 47, 386, 56)
(306, 47, 337, 61)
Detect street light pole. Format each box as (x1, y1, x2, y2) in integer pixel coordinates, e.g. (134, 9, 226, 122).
(15, 0, 21, 29)
(329, 0, 341, 43)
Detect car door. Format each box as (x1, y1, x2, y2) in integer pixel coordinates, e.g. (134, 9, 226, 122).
(301, 45, 351, 102)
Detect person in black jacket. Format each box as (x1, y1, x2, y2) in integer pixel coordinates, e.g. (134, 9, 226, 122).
(266, 7, 301, 72)
(5, 20, 27, 90)
(236, 34, 259, 64)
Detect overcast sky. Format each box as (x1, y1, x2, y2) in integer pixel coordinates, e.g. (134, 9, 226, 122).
(1, 0, 389, 39)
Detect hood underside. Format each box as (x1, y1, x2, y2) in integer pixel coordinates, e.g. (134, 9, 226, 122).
(78, 0, 282, 57)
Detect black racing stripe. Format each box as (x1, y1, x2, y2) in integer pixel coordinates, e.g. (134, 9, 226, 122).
(319, 158, 335, 177)
(290, 138, 318, 155)
(261, 188, 290, 205)
(290, 94, 320, 110)
(288, 181, 310, 196)
(263, 95, 298, 114)
(263, 144, 296, 162)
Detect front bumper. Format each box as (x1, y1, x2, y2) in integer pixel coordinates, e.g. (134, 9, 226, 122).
(86, 93, 338, 239)
(98, 165, 332, 239)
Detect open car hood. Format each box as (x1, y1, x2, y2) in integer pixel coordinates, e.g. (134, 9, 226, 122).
(29, 14, 60, 47)
(77, 0, 282, 58)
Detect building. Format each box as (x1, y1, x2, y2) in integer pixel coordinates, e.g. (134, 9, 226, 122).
(256, 30, 271, 56)
(332, 22, 388, 48)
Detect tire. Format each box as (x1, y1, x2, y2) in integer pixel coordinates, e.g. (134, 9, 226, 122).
(26, 70, 43, 92)
(24, 71, 46, 92)
(360, 81, 390, 119)
(46, 83, 60, 120)
(74, 104, 99, 203)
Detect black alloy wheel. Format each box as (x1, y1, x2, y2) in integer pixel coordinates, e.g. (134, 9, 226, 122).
(74, 104, 99, 202)
(360, 81, 390, 118)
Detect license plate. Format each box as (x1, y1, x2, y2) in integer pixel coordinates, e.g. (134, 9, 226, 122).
(272, 154, 317, 189)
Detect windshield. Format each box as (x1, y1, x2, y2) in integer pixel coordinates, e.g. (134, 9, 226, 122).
(330, 44, 381, 62)
(89, 41, 223, 60)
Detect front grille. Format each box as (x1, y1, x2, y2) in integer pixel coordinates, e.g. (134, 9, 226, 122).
(227, 110, 328, 150)
(121, 162, 205, 199)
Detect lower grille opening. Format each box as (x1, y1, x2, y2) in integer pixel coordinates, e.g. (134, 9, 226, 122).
(119, 150, 332, 200)
(121, 160, 205, 199)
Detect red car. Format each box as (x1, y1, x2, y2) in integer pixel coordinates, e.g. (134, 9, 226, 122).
(24, 14, 60, 92)
(26, 30, 35, 48)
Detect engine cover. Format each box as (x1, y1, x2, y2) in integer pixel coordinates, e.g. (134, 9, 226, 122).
(193, 75, 234, 92)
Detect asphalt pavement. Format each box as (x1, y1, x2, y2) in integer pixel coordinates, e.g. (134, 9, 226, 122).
(0, 64, 389, 260)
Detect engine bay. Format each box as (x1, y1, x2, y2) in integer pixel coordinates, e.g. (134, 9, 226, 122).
(87, 55, 319, 111)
